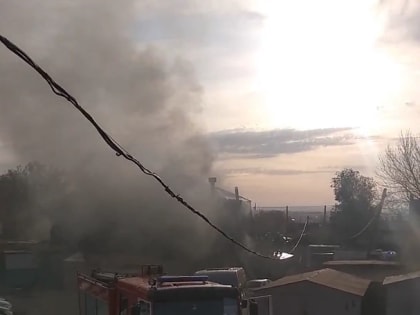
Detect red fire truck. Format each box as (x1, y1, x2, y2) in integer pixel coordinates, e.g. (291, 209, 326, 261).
(77, 265, 258, 315)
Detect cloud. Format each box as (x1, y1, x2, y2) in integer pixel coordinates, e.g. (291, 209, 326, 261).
(135, 11, 264, 45)
(221, 164, 373, 178)
(378, 0, 420, 44)
(318, 165, 370, 172)
(209, 127, 356, 158)
(222, 167, 332, 177)
(133, 8, 264, 86)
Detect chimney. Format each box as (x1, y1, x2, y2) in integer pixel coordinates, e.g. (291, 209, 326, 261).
(208, 177, 217, 195)
(234, 187, 240, 201)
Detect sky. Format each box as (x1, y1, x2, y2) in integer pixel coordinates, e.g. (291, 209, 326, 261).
(1, 0, 419, 207)
(131, 0, 420, 206)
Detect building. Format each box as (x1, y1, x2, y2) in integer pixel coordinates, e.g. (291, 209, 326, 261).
(304, 245, 340, 268)
(252, 268, 381, 315)
(323, 260, 405, 281)
(383, 270, 420, 315)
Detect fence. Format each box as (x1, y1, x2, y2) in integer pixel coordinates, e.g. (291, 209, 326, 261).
(255, 205, 334, 223)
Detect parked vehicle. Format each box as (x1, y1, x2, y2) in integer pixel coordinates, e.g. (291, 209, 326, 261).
(78, 265, 257, 315)
(194, 267, 248, 298)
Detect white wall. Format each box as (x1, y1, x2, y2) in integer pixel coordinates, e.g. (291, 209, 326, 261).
(5, 252, 35, 269)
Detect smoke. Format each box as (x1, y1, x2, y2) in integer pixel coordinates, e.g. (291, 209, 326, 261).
(0, 0, 223, 271)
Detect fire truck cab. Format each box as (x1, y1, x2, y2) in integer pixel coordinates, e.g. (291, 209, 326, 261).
(77, 265, 257, 315)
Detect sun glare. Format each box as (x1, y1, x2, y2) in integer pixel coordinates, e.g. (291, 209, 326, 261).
(254, 0, 403, 134)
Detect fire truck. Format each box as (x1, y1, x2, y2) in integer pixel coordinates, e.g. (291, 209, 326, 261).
(77, 265, 258, 315)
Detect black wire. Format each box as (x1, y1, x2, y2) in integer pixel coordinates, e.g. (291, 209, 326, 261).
(340, 188, 387, 243)
(289, 217, 308, 253)
(0, 34, 278, 260)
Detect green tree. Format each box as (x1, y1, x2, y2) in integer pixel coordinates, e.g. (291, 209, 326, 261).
(0, 161, 67, 239)
(330, 168, 377, 240)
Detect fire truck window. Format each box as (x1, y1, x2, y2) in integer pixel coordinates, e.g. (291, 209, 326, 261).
(79, 292, 87, 315)
(132, 301, 150, 315)
(119, 296, 128, 315)
(97, 299, 109, 315)
(140, 302, 151, 315)
(85, 294, 97, 315)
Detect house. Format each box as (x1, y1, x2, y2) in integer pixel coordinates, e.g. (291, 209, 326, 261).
(383, 270, 420, 315)
(252, 268, 382, 315)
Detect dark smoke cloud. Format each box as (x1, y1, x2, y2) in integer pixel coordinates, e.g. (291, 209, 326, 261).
(0, 0, 223, 271)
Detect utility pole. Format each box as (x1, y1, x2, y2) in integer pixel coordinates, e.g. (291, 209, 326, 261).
(366, 188, 387, 257)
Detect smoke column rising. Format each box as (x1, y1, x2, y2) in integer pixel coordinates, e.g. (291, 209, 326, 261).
(0, 0, 221, 271)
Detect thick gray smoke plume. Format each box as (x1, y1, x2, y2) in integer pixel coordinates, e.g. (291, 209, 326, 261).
(0, 0, 222, 272)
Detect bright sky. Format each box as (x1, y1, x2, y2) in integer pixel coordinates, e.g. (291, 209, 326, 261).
(136, 0, 420, 206)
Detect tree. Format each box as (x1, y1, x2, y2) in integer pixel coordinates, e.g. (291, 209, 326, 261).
(330, 168, 377, 239)
(0, 161, 67, 239)
(378, 131, 420, 201)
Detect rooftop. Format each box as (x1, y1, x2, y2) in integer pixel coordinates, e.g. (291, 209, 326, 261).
(254, 268, 371, 296)
(324, 260, 401, 267)
(118, 275, 232, 292)
(64, 252, 85, 263)
(383, 270, 420, 285)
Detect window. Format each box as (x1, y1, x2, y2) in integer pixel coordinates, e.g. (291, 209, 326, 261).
(86, 294, 97, 315)
(79, 293, 109, 315)
(97, 299, 109, 315)
(131, 300, 151, 315)
(153, 298, 238, 315)
(224, 298, 238, 315)
(120, 296, 128, 315)
(139, 301, 150, 315)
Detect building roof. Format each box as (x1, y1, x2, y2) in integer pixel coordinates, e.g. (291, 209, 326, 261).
(215, 187, 251, 202)
(3, 250, 32, 254)
(383, 270, 420, 285)
(323, 260, 401, 267)
(254, 268, 371, 296)
(64, 252, 85, 263)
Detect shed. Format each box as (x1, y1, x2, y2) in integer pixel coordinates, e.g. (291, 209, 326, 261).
(383, 270, 420, 315)
(253, 268, 380, 315)
(323, 260, 404, 281)
(0, 249, 38, 288)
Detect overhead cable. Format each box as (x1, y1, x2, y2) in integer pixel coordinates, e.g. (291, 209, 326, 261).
(341, 188, 387, 242)
(289, 217, 309, 253)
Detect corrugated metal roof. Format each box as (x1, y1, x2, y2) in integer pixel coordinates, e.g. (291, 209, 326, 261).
(64, 252, 85, 263)
(3, 250, 32, 254)
(383, 270, 420, 285)
(324, 260, 400, 266)
(254, 268, 371, 296)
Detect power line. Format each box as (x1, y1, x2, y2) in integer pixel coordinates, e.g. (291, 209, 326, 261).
(0, 34, 279, 260)
(289, 217, 308, 253)
(341, 188, 387, 242)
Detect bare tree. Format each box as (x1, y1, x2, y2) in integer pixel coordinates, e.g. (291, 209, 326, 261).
(378, 130, 420, 201)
